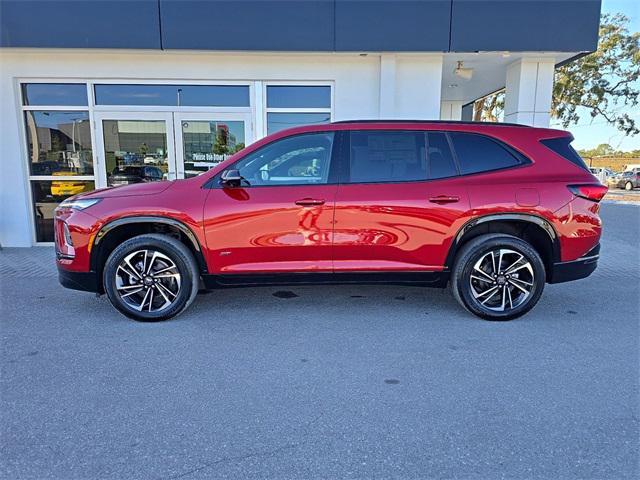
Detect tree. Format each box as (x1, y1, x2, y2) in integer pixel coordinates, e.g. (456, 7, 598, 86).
(475, 13, 639, 135)
(553, 13, 639, 136)
(212, 128, 229, 155)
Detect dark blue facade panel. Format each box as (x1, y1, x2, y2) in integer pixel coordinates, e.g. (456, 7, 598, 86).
(0, 0, 601, 52)
(160, 0, 334, 51)
(450, 0, 601, 52)
(334, 0, 450, 51)
(0, 0, 161, 49)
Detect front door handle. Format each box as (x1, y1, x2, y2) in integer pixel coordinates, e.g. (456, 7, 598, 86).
(429, 195, 460, 204)
(295, 198, 325, 206)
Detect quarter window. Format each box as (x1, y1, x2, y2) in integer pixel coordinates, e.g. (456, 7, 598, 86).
(229, 133, 335, 186)
(449, 132, 522, 175)
(347, 131, 427, 183)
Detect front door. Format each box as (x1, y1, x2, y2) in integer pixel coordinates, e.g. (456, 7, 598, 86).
(203, 131, 338, 275)
(95, 112, 177, 187)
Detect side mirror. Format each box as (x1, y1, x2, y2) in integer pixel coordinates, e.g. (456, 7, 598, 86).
(220, 169, 243, 187)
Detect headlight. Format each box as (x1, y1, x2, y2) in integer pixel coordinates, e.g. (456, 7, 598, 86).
(57, 198, 102, 210)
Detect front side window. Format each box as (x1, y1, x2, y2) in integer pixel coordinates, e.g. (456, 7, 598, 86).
(229, 132, 335, 186)
(449, 132, 522, 175)
(347, 131, 426, 183)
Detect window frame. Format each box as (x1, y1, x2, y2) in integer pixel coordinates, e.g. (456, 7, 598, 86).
(209, 131, 340, 189)
(338, 129, 532, 186)
(263, 81, 333, 137)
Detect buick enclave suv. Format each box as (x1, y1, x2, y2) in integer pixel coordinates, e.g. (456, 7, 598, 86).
(55, 121, 606, 321)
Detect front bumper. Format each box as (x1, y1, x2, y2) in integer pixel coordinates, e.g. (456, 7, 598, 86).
(58, 267, 101, 293)
(548, 244, 600, 284)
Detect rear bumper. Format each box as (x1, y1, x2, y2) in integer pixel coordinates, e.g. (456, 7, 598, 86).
(548, 244, 600, 284)
(58, 267, 100, 293)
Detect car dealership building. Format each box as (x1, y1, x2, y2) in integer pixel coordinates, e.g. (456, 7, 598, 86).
(0, 0, 601, 246)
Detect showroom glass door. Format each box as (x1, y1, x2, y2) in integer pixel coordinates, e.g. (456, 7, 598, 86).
(173, 112, 253, 178)
(94, 112, 178, 187)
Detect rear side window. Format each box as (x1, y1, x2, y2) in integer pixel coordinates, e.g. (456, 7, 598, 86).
(426, 132, 458, 179)
(449, 132, 522, 175)
(540, 137, 589, 171)
(348, 131, 426, 183)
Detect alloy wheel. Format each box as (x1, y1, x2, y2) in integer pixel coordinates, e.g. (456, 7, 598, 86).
(115, 249, 182, 312)
(469, 248, 534, 312)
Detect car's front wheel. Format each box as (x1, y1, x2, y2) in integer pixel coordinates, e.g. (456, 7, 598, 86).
(625, 181, 633, 191)
(103, 234, 199, 321)
(451, 234, 546, 321)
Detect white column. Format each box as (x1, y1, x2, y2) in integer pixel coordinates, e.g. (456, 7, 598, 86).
(379, 54, 396, 118)
(440, 101, 464, 121)
(504, 58, 555, 127)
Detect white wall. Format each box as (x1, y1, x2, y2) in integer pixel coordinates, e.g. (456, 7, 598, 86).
(0, 49, 444, 246)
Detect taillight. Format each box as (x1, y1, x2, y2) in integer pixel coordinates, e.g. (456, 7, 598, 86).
(568, 184, 608, 202)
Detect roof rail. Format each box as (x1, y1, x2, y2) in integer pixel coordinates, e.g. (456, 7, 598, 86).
(331, 119, 531, 128)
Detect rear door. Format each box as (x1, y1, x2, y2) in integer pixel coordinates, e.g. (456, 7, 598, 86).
(332, 130, 470, 271)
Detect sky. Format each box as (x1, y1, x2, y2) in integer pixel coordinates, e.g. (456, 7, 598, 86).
(563, 0, 640, 151)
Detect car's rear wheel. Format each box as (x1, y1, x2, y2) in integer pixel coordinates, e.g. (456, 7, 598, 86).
(103, 234, 199, 322)
(451, 234, 545, 321)
(625, 181, 633, 191)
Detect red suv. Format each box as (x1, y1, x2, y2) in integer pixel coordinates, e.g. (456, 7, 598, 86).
(55, 121, 606, 322)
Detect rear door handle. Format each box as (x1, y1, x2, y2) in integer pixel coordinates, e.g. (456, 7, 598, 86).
(295, 198, 325, 206)
(429, 195, 460, 204)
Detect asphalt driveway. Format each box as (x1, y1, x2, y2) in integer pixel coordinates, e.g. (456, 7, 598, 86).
(1, 203, 639, 479)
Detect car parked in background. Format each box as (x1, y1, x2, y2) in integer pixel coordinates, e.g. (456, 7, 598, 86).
(107, 166, 164, 186)
(607, 170, 639, 190)
(55, 121, 606, 323)
(589, 167, 613, 184)
(51, 172, 94, 198)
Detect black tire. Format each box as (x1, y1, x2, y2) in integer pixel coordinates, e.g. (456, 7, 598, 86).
(103, 234, 199, 322)
(451, 234, 546, 321)
(625, 181, 633, 191)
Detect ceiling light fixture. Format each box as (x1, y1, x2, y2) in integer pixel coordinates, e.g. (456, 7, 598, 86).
(454, 61, 474, 80)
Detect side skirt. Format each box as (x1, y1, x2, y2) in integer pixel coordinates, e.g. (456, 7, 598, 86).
(202, 271, 449, 289)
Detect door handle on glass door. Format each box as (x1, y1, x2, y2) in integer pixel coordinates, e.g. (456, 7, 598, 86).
(428, 195, 460, 204)
(295, 198, 325, 206)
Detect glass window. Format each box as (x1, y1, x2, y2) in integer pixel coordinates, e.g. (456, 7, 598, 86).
(540, 137, 589, 171)
(25, 111, 93, 176)
(94, 84, 250, 107)
(31, 180, 95, 242)
(101, 120, 169, 186)
(347, 131, 426, 183)
(181, 120, 246, 177)
(229, 133, 335, 186)
(266, 112, 331, 135)
(427, 132, 458, 179)
(267, 86, 331, 108)
(22, 83, 88, 106)
(449, 132, 522, 175)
